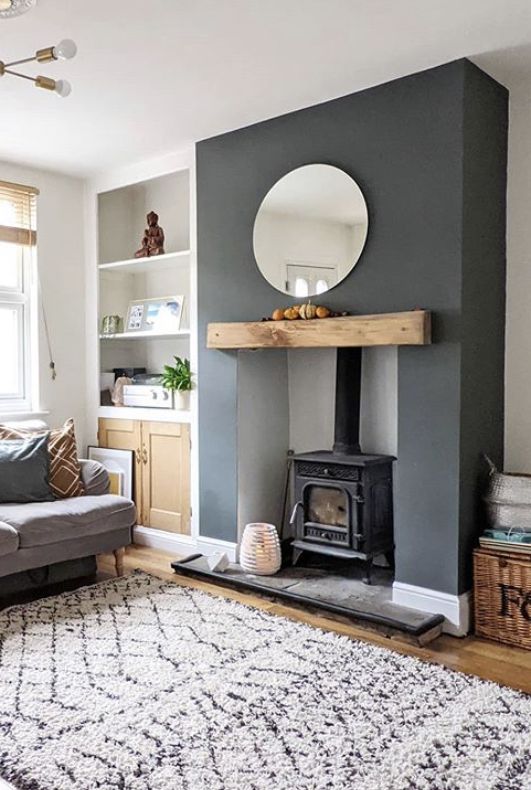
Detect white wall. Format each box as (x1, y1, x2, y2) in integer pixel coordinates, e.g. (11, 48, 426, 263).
(237, 350, 289, 540)
(287, 349, 336, 453)
(0, 161, 87, 450)
(98, 171, 189, 265)
(360, 347, 398, 456)
(138, 172, 189, 253)
(505, 80, 531, 472)
(98, 264, 191, 380)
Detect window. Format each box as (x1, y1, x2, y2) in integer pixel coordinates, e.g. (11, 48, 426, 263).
(286, 262, 337, 296)
(294, 276, 309, 298)
(0, 181, 38, 413)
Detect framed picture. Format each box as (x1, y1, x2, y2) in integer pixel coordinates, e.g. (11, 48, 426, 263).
(87, 446, 134, 500)
(107, 470, 124, 496)
(125, 295, 184, 333)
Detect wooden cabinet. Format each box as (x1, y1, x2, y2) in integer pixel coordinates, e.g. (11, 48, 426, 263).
(141, 422, 191, 533)
(98, 418, 142, 503)
(98, 418, 191, 535)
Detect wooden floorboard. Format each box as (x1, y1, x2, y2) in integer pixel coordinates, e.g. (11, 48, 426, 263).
(98, 545, 531, 695)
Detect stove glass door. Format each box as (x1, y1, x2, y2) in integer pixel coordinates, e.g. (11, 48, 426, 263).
(307, 485, 348, 527)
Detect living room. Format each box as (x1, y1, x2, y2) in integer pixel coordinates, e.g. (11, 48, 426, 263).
(0, 2, 530, 789)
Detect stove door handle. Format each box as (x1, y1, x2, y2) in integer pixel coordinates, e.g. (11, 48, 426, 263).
(289, 500, 303, 525)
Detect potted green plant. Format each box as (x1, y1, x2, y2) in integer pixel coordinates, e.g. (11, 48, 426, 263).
(161, 356, 193, 410)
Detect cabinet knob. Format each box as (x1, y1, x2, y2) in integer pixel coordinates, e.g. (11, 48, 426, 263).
(142, 447, 148, 465)
(135, 447, 142, 464)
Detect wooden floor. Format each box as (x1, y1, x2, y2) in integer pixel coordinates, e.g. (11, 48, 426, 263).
(98, 544, 531, 695)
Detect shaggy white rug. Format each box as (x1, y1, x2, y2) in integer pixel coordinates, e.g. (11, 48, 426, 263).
(0, 572, 529, 790)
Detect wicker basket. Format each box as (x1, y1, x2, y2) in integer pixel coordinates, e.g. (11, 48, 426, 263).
(474, 548, 531, 650)
(484, 456, 531, 531)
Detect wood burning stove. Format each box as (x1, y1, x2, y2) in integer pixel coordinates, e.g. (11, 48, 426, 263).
(289, 348, 395, 584)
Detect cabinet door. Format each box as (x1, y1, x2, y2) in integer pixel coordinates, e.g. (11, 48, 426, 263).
(97, 418, 142, 512)
(141, 421, 191, 534)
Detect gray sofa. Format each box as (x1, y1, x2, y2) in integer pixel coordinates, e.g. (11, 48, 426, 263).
(0, 458, 136, 588)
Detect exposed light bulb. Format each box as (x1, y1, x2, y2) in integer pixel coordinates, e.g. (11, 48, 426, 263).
(54, 79, 71, 98)
(0, 1, 13, 11)
(52, 39, 77, 61)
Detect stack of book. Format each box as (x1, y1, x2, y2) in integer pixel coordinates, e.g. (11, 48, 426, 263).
(479, 528, 531, 555)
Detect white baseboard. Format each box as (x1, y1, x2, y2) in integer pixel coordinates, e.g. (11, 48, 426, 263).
(133, 526, 237, 563)
(392, 581, 472, 636)
(133, 526, 195, 557)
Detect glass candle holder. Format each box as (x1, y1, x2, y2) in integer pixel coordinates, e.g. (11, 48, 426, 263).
(239, 522, 281, 575)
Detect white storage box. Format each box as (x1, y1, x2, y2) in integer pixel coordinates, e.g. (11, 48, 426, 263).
(122, 385, 173, 409)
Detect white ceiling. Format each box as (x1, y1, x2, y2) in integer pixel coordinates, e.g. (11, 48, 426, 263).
(1, 0, 531, 177)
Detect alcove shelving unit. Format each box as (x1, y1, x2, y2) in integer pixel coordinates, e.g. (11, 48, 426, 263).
(97, 169, 192, 422)
(91, 156, 199, 553)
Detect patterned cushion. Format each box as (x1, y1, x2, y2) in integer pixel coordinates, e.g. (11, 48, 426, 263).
(0, 419, 84, 499)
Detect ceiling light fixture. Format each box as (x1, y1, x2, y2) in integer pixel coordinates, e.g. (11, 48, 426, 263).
(0, 0, 36, 19)
(0, 38, 77, 97)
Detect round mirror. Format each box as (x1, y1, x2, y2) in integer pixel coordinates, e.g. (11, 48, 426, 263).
(253, 164, 368, 297)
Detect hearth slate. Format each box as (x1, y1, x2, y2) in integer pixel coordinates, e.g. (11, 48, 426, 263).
(171, 556, 444, 642)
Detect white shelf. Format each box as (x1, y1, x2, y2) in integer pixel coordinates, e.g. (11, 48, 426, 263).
(98, 250, 190, 274)
(98, 406, 191, 423)
(100, 329, 190, 341)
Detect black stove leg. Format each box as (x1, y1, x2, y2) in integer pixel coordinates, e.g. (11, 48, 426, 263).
(292, 547, 303, 566)
(384, 550, 395, 572)
(362, 556, 373, 585)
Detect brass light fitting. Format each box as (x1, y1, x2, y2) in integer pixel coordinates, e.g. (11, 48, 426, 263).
(0, 38, 77, 97)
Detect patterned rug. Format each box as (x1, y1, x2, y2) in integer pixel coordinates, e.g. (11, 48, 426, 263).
(0, 572, 529, 790)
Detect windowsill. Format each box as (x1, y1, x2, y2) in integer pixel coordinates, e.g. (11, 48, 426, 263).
(0, 409, 50, 422)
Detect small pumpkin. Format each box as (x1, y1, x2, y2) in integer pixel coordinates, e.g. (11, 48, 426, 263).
(316, 305, 331, 319)
(284, 307, 299, 320)
(272, 308, 285, 321)
(299, 302, 317, 320)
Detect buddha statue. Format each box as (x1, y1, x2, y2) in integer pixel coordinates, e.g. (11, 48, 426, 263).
(135, 211, 165, 258)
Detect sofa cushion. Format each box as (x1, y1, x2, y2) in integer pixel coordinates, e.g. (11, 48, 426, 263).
(0, 495, 136, 549)
(0, 418, 84, 499)
(0, 522, 18, 557)
(0, 435, 54, 503)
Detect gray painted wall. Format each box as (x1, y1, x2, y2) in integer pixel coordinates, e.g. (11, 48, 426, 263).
(458, 64, 508, 589)
(197, 59, 507, 595)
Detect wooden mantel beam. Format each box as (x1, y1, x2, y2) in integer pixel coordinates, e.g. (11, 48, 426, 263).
(207, 310, 431, 350)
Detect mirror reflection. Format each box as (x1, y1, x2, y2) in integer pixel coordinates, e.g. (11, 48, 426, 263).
(253, 164, 368, 297)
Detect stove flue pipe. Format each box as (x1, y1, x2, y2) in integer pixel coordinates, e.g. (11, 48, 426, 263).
(333, 347, 362, 455)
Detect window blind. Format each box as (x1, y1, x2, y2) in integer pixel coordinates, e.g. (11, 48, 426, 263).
(0, 180, 38, 246)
